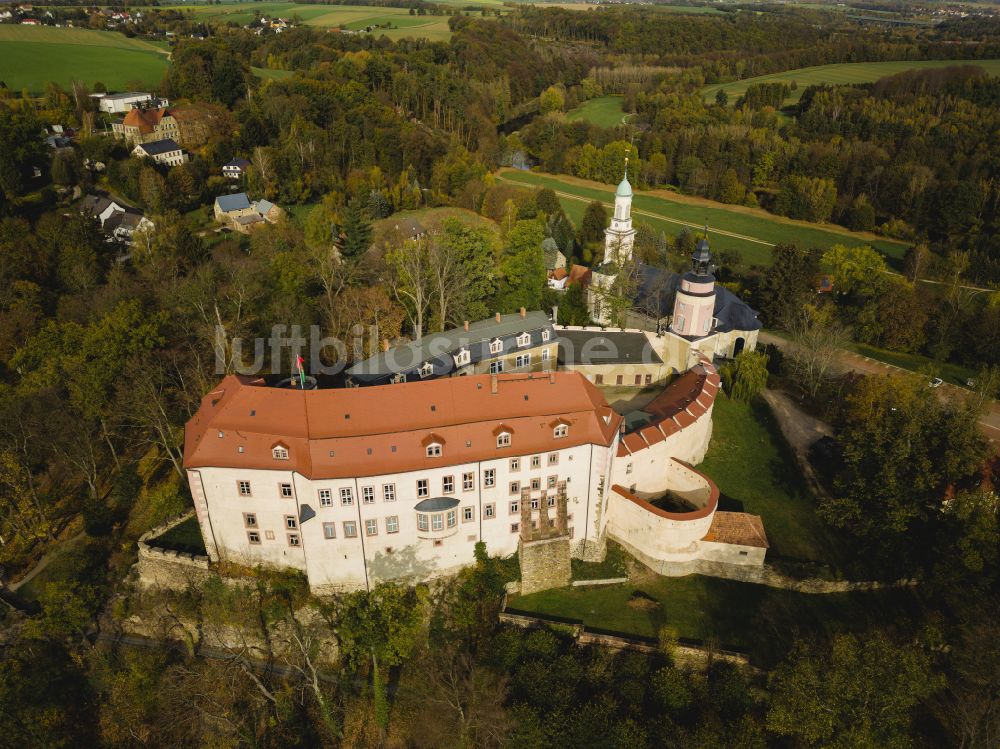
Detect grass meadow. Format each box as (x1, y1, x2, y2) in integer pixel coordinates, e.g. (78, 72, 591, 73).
(702, 58, 1000, 105)
(0, 25, 169, 92)
(565, 95, 627, 128)
(496, 169, 910, 267)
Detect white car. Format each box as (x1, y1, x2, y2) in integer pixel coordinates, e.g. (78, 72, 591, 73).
(929, 377, 944, 388)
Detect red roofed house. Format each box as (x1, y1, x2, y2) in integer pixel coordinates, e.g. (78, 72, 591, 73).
(112, 107, 181, 147)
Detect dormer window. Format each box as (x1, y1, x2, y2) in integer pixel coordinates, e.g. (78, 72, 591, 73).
(489, 338, 502, 355)
(272, 445, 289, 460)
(516, 332, 531, 348)
(453, 348, 470, 367)
(554, 424, 568, 439)
(426, 443, 442, 458)
(496, 432, 511, 448)
(419, 361, 434, 378)
(541, 329, 550, 342)
(422, 433, 445, 458)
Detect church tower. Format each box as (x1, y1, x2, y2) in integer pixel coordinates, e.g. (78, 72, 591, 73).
(604, 161, 636, 263)
(670, 234, 717, 339)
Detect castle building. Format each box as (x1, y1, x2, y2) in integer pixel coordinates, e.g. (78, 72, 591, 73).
(184, 355, 769, 593)
(582, 167, 762, 361)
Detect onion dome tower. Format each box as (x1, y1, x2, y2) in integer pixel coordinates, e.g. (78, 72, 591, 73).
(604, 160, 636, 263)
(670, 232, 717, 339)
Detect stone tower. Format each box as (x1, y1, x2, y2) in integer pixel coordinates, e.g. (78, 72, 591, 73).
(671, 235, 717, 339)
(517, 481, 572, 595)
(604, 162, 635, 263)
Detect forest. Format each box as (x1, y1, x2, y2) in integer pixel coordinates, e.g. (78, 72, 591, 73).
(1, 2, 999, 747)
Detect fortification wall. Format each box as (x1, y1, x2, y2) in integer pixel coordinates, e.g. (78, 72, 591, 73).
(134, 511, 213, 591)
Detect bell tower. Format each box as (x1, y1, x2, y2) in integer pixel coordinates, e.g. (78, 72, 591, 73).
(670, 233, 717, 339)
(604, 159, 636, 263)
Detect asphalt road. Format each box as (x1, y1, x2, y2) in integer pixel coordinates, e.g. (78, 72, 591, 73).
(759, 331, 1000, 442)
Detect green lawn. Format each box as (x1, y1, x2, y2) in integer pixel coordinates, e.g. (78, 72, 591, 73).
(702, 59, 1000, 106)
(698, 395, 840, 565)
(565, 96, 627, 128)
(508, 575, 921, 667)
(149, 516, 206, 556)
(0, 27, 169, 92)
(497, 169, 910, 268)
(252, 66, 293, 81)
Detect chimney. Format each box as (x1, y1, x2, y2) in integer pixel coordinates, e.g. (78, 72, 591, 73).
(619, 421, 625, 435)
(549, 372, 556, 384)
(551, 305, 559, 324)
(381, 339, 389, 352)
(519, 307, 526, 318)
(490, 374, 498, 394)
(495, 312, 501, 323)
(463, 320, 469, 332)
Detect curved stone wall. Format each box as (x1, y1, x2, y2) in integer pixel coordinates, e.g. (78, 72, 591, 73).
(605, 461, 720, 562)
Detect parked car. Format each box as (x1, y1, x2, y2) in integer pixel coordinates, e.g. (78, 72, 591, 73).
(929, 377, 944, 388)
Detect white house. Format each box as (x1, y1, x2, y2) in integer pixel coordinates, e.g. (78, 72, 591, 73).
(79, 193, 154, 243)
(222, 158, 250, 180)
(98, 92, 161, 114)
(132, 138, 187, 166)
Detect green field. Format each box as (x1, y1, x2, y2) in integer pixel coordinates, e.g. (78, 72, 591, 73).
(497, 169, 910, 268)
(565, 95, 627, 128)
(703, 59, 1000, 106)
(251, 66, 294, 81)
(508, 575, 920, 666)
(0, 25, 169, 92)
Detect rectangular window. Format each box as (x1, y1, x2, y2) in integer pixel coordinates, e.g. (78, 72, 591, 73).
(634, 374, 642, 386)
(247, 530, 261, 544)
(489, 360, 503, 374)
(442, 475, 454, 494)
(318, 489, 332, 507)
(340, 487, 354, 506)
(417, 513, 429, 531)
(362, 486, 375, 504)
(463, 507, 474, 522)
(432, 514, 444, 531)
(515, 353, 530, 368)
(530, 455, 541, 469)
(287, 533, 300, 547)
(484, 503, 495, 518)
(531, 478, 541, 491)
(386, 516, 399, 534)
(238, 480, 252, 497)
(243, 512, 257, 528)
(548, 475, 557, 489)
(542, 349, 550, 361)
(365, 519, 378, 537)
(446, 510, 457, 528)
(510, 457, 520, 472)
(483, 469, 495, 488)
(547, 495, 556, 507)
(509, 481, 520, 495)
(279, 483, 293, 498)
(343, 521, 358, 538)
(265, 530, 275, 540)
(530, 497, 540, 510)
(383, 483, 396, 502)
(548, 452, 559, 466)
(417, 479, 429, 498)
(462, 472, 474, 491)
(645, 374, 653, 385)
(323, 522, 336, 539)
(426, 443, 442, 457)
(285, 515, 297, 530)
(595, 374, 604, 385)
(509, 500, 519, 515)
(510, 523, 520, 534)
(616, 375, 624, 385)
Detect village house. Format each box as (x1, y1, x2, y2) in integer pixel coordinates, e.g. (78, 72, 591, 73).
(112, 106, 181, 147)
(213, 193, 284, 233)
(97, 92, 169, 114)
(222, 158, 251, 180)
(132, 138, 187, 167)
(79, 193, 154, 243)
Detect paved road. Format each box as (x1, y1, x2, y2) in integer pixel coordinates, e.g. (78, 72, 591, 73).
(759, 331, 1000, 441)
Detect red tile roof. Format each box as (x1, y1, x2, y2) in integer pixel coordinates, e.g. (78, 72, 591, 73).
(184, 372, 623, 479)
(122, 107, 170, 133)
(703, 511, 769, 548)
